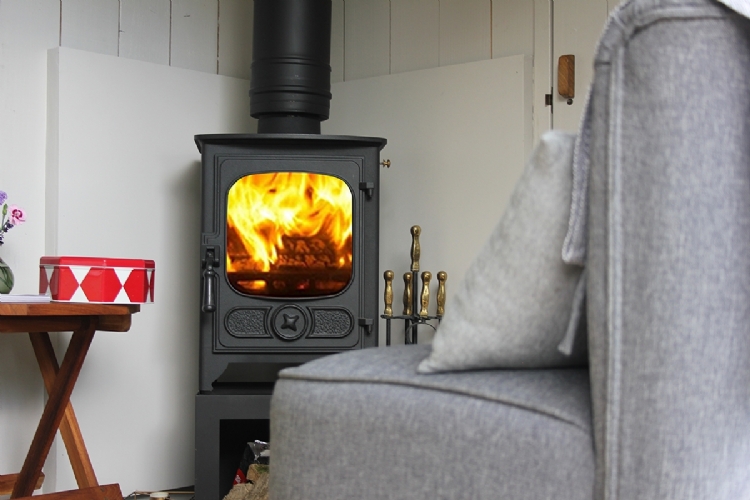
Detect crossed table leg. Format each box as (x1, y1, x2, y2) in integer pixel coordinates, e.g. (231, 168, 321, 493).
(27, 329, 100, 491)
(0, 312, 126, 500)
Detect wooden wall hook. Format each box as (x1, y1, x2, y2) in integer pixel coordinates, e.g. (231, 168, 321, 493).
(558, 54, 575, 100)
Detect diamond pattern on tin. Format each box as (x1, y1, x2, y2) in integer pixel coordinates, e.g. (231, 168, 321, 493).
(39, 264, 154, 304)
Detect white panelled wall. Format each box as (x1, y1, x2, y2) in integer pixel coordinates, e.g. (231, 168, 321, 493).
(0, 0, 613, 494)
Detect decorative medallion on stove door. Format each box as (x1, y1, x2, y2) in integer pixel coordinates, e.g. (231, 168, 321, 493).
(271, 304, 308, 340)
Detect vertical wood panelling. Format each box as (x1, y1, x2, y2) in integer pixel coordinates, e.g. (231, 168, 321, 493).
(343, 0, 390, 81)
(0, 0, 61, 289)
(171, 0, 219, 73)
(533, 0, 552, 143)
(0, 0, 61, 491)
(119, 0, 171, 65)
(60, 0, 120, 56)
(492, 0, 533, 59)
(331, 0, 345, 83)
(390, 0, 439, 74)
(217, 0, 253, 80)
(439, 0, 491, 67)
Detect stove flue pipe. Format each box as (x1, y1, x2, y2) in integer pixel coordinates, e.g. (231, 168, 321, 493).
(250, 0, 333, 134)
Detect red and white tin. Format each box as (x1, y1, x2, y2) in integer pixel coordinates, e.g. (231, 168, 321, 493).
(39, 256, 155, 304)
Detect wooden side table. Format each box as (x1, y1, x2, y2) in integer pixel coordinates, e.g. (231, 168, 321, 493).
(0, 302, 140, 500)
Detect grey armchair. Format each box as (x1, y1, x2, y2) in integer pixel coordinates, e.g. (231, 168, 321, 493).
(268, 0, 750, 498)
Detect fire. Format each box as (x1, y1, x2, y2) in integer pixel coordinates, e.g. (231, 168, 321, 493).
(226, 172, 353, 277)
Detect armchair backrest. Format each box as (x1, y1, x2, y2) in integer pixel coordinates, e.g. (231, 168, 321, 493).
(577, 0, 750, 498)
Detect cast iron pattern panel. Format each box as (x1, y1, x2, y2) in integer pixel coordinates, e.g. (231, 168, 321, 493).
(308, 308, 353, 338)
(226, 308, 272, 338)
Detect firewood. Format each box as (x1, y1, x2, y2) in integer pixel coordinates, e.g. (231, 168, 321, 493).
(222, 465, 269, 500)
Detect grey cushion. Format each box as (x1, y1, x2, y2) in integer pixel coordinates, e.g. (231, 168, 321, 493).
(271, 345, 595, 500)
(584, 1, 750, 498)
(716, 0, 750, 17)
(418, 130, 587, 373)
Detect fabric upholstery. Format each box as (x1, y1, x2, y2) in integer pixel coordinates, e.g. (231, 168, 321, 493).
(418, 131, 587, 373)
(583, 1, 750, 498)
(271, 345, 594, 500)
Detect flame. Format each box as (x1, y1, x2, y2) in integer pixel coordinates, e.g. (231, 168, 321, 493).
(226, 172, 353, 274)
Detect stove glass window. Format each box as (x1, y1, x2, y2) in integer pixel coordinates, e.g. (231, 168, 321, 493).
(226, 172, 353, 297)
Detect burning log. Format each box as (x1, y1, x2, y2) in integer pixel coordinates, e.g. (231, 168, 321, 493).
(227, 227, 350, 271)
(277, 235, 345, 269)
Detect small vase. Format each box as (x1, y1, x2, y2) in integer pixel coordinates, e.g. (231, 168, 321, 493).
(0, 257, 14, 294)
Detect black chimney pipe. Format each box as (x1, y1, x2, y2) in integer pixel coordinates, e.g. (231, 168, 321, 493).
(250, 0, 332, 134)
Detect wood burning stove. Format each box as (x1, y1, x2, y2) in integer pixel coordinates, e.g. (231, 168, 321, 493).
(195, 1, 386, 497)
(195, 134, 386, 391)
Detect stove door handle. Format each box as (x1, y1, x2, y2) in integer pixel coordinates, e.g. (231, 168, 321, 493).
(202, 264, 217, 313)
(202, 249, 219, 313)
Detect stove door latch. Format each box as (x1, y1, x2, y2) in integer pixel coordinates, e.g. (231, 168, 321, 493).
(202, 246, 220, 313)
(359, 182, 375, 199)
(358, 318, 374, 335)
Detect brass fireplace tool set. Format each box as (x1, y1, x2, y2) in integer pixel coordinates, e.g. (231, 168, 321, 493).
(382, 225, 447, 345)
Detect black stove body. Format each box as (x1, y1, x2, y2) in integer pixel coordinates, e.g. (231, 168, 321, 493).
(195, 2, 386, 497)
(195, 133, 385, 392)
(195, 0, 386, 392)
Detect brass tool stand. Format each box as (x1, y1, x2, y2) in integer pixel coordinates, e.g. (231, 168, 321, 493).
(381, 225, 447, 345)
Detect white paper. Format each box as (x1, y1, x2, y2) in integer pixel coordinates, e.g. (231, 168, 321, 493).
(0, 294, 52, 303)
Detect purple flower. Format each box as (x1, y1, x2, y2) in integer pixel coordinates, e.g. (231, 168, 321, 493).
(0, 192, 26, 246)
(8, 205, 25, 225)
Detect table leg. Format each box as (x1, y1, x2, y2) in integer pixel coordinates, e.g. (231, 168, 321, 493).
(29, 332, 99, 489)
(11, 319, 97, 499)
